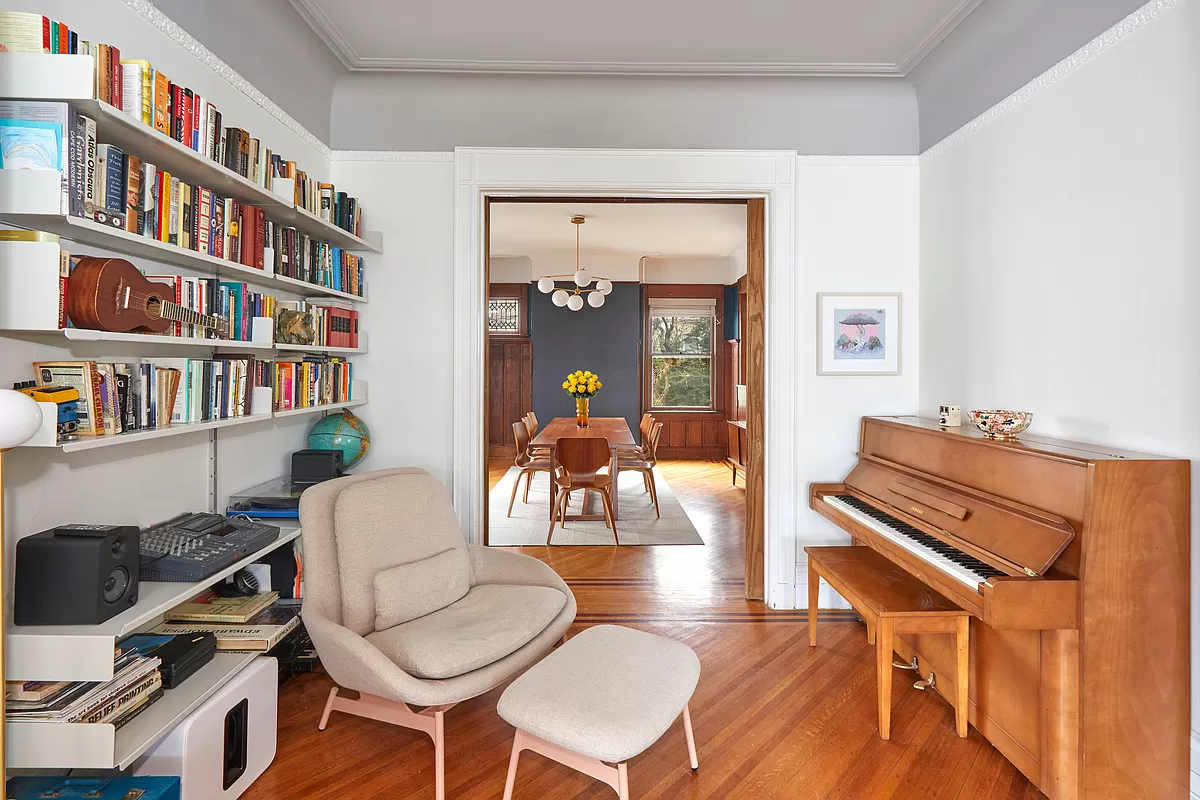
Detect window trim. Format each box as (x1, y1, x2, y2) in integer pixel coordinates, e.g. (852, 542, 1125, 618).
(642, 285, 725, 414)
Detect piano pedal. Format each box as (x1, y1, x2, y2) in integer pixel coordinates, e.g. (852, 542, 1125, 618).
(913, 671, 937, 691)
(892, 656, 919, 672)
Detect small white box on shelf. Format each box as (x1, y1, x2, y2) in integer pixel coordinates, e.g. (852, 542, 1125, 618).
(0, 168, 65, 216)
(251, 316, 273, 344)
(0, 238, 62, 331)
(0, 54, 95, 100)
(250, 386, 273, 416)
(271, 176, 295, 203)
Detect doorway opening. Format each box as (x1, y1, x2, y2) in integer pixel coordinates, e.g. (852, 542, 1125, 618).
(481, 197, 765, 603)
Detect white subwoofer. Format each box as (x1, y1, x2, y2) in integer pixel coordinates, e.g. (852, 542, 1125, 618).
(136, 657, 279, 799)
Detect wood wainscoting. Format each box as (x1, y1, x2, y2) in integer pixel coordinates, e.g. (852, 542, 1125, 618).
(486, 283, 533, 460)
(655, 412, 728, 460)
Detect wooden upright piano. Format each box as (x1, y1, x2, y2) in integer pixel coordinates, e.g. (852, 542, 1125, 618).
(811, 416, 1190, 799)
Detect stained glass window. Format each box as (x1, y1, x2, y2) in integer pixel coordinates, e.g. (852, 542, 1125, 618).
(488, 298, 522, 334)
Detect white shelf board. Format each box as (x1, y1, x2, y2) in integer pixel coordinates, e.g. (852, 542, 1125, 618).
(275, 343, 366, 355)
(272, 398, 366, 418)
(49, 413, 274, 453)
(7, 530, 301, 683)
(6, 653, 260, 770)
(0, 211, 370, 303)
(0, 328, 275, 350)
(273, 273, 367, 303)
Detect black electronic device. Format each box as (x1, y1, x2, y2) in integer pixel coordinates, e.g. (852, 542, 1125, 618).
(291, 449, 344, 484)
(121, 631, 217, 689)
(14, 524, 140, 625)
(139, 513, 280, 582)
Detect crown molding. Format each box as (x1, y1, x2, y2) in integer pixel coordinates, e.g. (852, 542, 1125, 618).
(350, 58, 904, 77)
(330, 151, 455, 163)
(123, 0, 331, 158)
(894, 0, 985, 74)
(922, 0, 1182, 159)
(286, 0, 360, 71)
(286, 0, 982, 78)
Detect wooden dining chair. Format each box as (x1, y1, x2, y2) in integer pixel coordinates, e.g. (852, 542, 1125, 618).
(524, 412, 552, 458)
(548, 437, 617, 545)
(618, 422, 664, 518)
(509, 421, 554, 516)
(618, 413, 655, 458)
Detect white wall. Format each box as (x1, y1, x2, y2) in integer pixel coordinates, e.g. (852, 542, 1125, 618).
(327, 155, 457, 485)
(793, 159, 922, 607)
(918, 0, 1199, 754)
(331, 73, 919, 155)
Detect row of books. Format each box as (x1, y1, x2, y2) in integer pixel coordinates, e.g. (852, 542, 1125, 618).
(139, 274, 277, 341)
(277, 299, 360, 349)
(0, 11, 366, 234)
(275, 356, 354, 411)
(154, 592, 301, 652)
(275, 231, 365, 297)
(33, 357, 253, 436)
(6, 648, 161, 727)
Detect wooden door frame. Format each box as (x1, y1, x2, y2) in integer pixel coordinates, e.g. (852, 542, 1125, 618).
(456, 148, 796, 608)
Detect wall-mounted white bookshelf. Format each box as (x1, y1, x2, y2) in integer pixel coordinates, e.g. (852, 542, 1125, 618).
(0, 54, 382, 254)
(6, 529, 302, 682)
(2, 38, 376, 779)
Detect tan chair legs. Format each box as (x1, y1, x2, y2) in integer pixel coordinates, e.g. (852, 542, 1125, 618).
(319, 687, 457, 800)
(547, 486, 618, 544)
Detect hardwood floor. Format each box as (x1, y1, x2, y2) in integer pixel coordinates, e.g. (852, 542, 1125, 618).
(243, 460, 1042, 800)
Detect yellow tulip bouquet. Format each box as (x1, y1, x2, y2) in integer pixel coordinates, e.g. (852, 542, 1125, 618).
(562, 370, 602, 398)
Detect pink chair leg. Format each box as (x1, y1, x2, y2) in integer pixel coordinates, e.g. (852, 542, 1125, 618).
(433, 709, 446, 800)
(502, 730, 524, 800)
(682, 704, 699, 769)
(617, 762, 630, 800)
(318, 686, 338, 731)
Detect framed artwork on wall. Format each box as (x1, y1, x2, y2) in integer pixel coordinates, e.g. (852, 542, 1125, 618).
(816, 293, 901, 375)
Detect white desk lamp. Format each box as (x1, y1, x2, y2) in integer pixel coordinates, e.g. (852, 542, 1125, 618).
(0, 388, 44, 777)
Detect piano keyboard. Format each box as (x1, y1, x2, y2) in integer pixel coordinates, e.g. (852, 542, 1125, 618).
(824, 494, 1007, 588)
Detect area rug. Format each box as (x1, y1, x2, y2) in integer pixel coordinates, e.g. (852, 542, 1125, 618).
(488, 466, 704, 546)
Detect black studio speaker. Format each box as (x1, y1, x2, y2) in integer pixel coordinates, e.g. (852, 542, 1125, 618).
(14, 524, 140, 625)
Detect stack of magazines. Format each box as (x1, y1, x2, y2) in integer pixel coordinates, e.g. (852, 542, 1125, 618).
(6, 649, 162, 727)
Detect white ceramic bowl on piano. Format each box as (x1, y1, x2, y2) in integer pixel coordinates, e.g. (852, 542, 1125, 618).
(969, 409, 1033, 439)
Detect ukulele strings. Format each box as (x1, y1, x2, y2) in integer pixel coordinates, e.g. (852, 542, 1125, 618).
(110, 288, 225, 323)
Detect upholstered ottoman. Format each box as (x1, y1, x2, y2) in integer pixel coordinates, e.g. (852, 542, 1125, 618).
(497, 625, 701, 800)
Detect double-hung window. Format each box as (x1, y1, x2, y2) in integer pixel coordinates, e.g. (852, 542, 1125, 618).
(648, 298, 716, 410)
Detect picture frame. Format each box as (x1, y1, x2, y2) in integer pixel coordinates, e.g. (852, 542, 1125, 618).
(816, 293, 902, 375)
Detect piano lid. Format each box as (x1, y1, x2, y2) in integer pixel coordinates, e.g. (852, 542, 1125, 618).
(843, 419, 1079, 577)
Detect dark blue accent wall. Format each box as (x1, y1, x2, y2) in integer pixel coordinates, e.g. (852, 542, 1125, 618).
(723, 284, 739, 340)
(530, 283, 642, 433)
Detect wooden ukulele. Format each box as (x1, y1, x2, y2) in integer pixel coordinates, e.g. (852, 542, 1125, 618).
(65, 257, 229, 337)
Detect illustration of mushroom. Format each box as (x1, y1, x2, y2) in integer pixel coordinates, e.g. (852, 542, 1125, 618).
(839, 311, 879, 337)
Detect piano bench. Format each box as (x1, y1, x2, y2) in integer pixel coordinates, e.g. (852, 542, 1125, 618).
(804, 545, 971, 741)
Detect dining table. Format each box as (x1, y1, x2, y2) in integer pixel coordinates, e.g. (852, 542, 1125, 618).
(530, 416, 636, 522)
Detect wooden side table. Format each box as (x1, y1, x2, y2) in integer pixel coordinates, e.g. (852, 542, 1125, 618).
(805, 545, 971, 740)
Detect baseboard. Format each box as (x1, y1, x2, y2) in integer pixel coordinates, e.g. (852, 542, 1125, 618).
(1190, 729, 1200, 798)
(795, 557, 852, 610)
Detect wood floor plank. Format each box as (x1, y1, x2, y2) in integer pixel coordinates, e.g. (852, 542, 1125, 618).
(242, 460, 1042, 800)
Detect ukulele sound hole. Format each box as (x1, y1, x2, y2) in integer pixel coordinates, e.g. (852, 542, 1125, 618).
(145, 297, 162, 319)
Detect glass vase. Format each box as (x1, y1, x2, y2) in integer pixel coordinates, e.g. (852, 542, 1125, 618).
(575, 397, 590, 427)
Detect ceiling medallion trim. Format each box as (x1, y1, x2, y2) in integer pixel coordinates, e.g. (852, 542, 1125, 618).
(923, 0, 1182, 159)
(120, 0, 331, 158)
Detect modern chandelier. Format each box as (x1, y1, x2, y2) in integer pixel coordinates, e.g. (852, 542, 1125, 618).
(536, 215, 613, 311)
